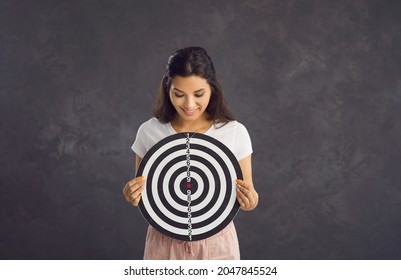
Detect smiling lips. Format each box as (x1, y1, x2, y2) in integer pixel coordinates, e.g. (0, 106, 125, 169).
(182, 108, 199, 116)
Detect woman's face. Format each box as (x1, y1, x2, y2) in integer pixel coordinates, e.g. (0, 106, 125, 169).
(169, 75, 212, 123)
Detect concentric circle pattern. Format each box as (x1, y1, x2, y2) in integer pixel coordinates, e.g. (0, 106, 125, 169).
(137, 133, 242, 241)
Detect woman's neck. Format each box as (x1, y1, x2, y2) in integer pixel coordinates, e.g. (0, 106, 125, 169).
(171, 115, 213, 133)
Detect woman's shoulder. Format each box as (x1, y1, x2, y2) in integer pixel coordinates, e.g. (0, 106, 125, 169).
(216, 120, 251, 141)
(139, 117, 168, 130)
(209, 120, 252, 158)
(136, 117, 173, 142)
(214, 120, 248, 131)
(132, 117, 172, 157)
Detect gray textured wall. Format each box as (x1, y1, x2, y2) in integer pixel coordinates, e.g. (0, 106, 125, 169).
(1, 0, 401, 259)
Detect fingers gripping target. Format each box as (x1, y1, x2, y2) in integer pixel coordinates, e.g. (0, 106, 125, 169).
(137, 132, 242, 241)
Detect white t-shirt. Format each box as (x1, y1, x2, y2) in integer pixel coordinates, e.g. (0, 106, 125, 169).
(131, 117, 253, 161)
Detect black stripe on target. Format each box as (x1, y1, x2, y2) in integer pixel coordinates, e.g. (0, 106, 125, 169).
(137, 132, 242, 241)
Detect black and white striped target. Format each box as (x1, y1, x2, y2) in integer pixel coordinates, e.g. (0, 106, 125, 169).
(137, 132, 242, 241)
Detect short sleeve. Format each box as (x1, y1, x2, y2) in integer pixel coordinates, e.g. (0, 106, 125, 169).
(234, 123, 253, 160)
(131, 122, 147, 158)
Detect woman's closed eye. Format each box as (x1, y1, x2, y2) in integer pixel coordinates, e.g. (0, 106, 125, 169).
(173, 92, 205, 98)
(174, 92, 185, 98)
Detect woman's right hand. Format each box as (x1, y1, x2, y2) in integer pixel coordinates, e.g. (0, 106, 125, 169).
(123, 176, 146, 206)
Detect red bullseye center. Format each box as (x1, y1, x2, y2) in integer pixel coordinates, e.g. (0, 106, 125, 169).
(187, 183, 191, 189)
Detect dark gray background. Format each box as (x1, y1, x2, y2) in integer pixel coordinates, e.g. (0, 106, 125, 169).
(1, 0, 401, 260)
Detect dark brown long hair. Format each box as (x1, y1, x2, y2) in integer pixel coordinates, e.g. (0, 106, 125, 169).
(153, 47, 235, 124)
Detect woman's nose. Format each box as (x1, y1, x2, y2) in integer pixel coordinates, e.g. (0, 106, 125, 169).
(184, 97, 195, 108)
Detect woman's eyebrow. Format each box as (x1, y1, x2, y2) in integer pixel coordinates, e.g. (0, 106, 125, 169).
(173, 87, 206, 93)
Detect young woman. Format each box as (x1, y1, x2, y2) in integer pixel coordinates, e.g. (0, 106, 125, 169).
(123, 47, 258, 260)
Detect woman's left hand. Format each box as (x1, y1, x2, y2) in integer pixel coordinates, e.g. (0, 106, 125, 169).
(236, 179, 259, 211)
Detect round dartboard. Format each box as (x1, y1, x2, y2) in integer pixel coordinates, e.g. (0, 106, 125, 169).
(137, 132, 242, 241)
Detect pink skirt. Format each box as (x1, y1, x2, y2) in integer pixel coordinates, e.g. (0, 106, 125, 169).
(143, 222, 240, 260)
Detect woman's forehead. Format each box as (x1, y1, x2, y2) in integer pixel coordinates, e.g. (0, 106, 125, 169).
(171, 76, 210, 91)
